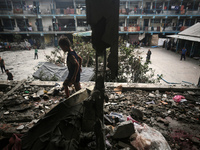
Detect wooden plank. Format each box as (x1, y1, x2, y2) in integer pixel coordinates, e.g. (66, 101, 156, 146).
(0, 79, 26, 102)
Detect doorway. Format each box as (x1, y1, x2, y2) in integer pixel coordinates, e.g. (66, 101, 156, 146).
(36, 19, 43, 31)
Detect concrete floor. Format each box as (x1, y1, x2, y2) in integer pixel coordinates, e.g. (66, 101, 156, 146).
(0, 46, 200, 85)
(139, 47, 200, 85)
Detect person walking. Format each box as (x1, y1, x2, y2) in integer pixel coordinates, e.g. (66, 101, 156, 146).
(5, 69, 13, 81)
(180, 47, 187, 60)
(0, 56, 6, 73)
(34, 46, 38, 59)
(146, 49, 152, 62)
(58, 37, 82, 98)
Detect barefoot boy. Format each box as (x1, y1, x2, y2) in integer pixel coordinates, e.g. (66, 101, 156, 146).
(58, 37, 82, 98)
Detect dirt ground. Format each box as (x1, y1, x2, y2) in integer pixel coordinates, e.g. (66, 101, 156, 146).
(1, 46, 199, 86)
(0, 47, 54, 81)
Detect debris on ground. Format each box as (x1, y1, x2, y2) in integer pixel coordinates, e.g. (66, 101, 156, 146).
(0, 81, 200, 149)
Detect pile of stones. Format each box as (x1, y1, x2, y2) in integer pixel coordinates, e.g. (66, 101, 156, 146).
(0, 81, 200, 149)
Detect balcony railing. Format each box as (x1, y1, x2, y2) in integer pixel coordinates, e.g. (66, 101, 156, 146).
(119, 25, 188, 32)
(0, 7, 199, 16)
(0, 7, 86, 15)
(0, 25, 76, 32)
(120, 8, 200, 15)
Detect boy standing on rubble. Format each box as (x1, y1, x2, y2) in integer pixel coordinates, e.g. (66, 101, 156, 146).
(58, 37, 82, 98)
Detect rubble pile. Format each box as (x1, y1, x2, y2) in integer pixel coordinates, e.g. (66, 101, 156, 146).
(9, 42, 31, 50)
(0, 81, 200, 149)
(105, 87, 200, 149)
(0, 81, 64, 137)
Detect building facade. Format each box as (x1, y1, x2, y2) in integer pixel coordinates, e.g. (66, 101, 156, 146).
(0, 0, 200, 47)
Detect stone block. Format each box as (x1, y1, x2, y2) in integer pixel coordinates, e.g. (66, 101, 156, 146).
(112, 121, 135, 139)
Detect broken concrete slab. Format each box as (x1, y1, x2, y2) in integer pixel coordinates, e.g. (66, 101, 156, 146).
(22, 87, 92, 150)
(1, 80, 26, 102)
(112, 121, 135, 139)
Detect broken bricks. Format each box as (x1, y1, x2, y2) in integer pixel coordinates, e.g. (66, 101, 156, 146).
(0, 81, 200, 149)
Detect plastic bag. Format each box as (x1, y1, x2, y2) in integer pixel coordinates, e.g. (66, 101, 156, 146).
(127, 115, 139, 124)
(173, 95, 185, 103)
(130, 123, 171, 150)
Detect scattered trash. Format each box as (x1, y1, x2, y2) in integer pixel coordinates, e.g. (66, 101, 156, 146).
(0, 81, 199, 149)
(114, 85, 122, 95)
(16, 125, 25, 131)
(130, 123, 171, 150)
(4, 111, 9, 115)
(151, 46, 158, 48)
(24, 96, 29, 100)
(106, 112, 126, 124)
(161, 101, 168, 105)
(180, 99, 187, 103)
(24, 91, 29, 94)
(146, 100, 155, 104)
(173, 95, 185, 103)
(127, 115, 139, 124)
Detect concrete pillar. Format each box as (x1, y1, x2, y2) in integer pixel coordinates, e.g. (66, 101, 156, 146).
(190, 42, 194, 57)
(176, 18, 179, 30)
(142, 0, 144, 9)
(192, 0, 196, 11)
(0, 18, 3, 26)
(162, 2, 165, 11)
(74, 16, 77, 31)
(51, 0, 55, 14)
(198, 2, 200, 11)
(167, 0, 170, 13)
(176, 39, 179, 52)
(125, 18, 127, 27)
(14, 19, 18, 28)
(73, 0, 77, 15)
(139, 18, 142, 28)
(149, 19, 151, 28)
(126, 1, 128, 9)
(10, 0, 13, 10)
(183, 19, 186, 26)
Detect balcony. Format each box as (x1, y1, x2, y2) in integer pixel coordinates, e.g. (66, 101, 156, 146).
(120, 8, 200, 16)
(0, 8, 199, 16)
(118, 25, 188, 33)
(0, 25, 76, 34)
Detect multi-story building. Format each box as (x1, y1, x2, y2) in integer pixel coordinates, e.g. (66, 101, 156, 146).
(0, 0, 200, 47)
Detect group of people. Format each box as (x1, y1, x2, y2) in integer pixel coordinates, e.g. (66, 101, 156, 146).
(1, 37, 81, 99)
(0, 43, 39, 81)
(0, 56, 13, 81)
(0, 35, 189, 100)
